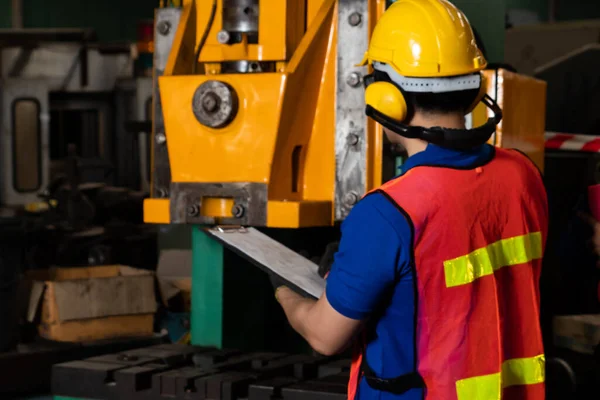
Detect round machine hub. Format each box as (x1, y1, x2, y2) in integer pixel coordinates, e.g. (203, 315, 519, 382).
(192, 81, 238, 129)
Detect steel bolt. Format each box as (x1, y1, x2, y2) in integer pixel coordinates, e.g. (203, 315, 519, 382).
(157, 21, 171, 35)
(348, 12, 362, 26)
(202, 93, 220, 113)
(249, 62, 260, 72)
(156, 132, 166, 145)
(187, 204, 200, 217)
(217, 30, 230, 44)
(347, 133, 360, 146)
(343, 192, 359, 206)
(231, 204, 245, 218)
(346, 72, 362, 87)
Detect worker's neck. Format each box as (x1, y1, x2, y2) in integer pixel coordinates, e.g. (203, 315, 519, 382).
(404, 112, 466, 157)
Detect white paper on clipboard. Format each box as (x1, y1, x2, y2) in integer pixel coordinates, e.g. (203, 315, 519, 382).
(204, 226, 326, 299)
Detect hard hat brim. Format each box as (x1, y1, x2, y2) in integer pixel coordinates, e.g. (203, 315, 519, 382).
(355, 52, 369, 67)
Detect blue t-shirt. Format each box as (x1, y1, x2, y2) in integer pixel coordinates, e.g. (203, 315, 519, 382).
(325, 143, 495, 400)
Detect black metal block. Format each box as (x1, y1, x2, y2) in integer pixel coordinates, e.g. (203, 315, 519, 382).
(114, 363, 171, 395)
(195, 371, 259, 400)
(51, 344, 350, 400)
(145, 343, 214, 353)
(253, 355, 316, 380)
(205, 352, 285, 375)
(249, 352, 288, 369)
(319, 372, 350, 385)
(292, 355, 330, 380)
(87, 353, 159, 366)
(218, 372, 261, 400)
(152, 366, 215, 398)
(282, 380, 347, 400)
(124, 344, 213, 366)
(248, 377, 300, 400)
(4, 335, 165, 397)
(150, 353, 272, 399)
(317, 359, 351, 377)
(192, 348, 243, 368)
(172, 353, 287, 399)
(52, 360, 127, 399)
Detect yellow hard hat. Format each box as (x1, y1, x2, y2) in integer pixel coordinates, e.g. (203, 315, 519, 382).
(358, 0, 487, 77)
(360, 0, 502, 149)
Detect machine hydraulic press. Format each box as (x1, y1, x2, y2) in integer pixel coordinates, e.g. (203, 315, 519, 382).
(145, 0, 386, 228)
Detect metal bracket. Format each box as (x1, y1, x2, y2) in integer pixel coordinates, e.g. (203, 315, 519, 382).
(334, 0, 369, 221)
(170, 182, 268, 226)
(152, 8, 182, 199)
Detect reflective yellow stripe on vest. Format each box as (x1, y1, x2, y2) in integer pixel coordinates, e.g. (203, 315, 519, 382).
(443, 232, 543, 288)
(456, 354, 545, 399)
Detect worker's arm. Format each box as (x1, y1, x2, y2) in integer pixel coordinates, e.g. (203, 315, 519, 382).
(276, 287, 360, 356)
(275, 193, 407, 355)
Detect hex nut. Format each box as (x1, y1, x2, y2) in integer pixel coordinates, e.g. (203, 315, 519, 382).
(347, 72, 362, 87)
(231, 204, 245, 218)
(187, 204, 200, 217)
(155, 132, 167, 145)
(343, 192, 359, 206)
(157, 21, 171, 35)
(348, 12, 362, 27)
(202, 93, 220, 113)
(347, 133, 360, 146)
(217, 30, 230, 44)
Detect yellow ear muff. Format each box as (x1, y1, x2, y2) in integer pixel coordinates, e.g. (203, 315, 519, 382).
(365, 81, 408, 122)
(466, 72, 487, 114)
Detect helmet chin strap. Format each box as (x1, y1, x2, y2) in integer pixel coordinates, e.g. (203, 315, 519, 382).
(366, 94, 503, 150)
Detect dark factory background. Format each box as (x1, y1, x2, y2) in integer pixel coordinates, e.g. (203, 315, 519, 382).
(1, 0, 600, 399)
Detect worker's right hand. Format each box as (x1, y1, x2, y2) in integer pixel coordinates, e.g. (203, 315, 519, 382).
(269, 273, 287, 291)
(318, 242, 339, 279)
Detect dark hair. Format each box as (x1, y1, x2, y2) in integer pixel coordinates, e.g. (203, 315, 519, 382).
(406, 88, 480, 114)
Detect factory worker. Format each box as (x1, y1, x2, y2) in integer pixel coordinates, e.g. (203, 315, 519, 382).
(272, 1, 548, 399)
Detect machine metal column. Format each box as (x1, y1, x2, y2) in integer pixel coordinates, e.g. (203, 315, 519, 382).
(191, 227, 224, 348)
(188, 0, 262, 350)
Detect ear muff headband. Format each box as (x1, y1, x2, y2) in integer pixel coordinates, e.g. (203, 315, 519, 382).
(366, 94, 502, 150)
(364, 70, 502, 149)
(466, 72, 488, 114)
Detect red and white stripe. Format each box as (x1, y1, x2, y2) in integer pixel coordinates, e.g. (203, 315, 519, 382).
(545, 132, 600, 152)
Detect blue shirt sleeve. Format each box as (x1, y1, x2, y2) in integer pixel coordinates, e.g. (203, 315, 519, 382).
(325, 192, 413, 320)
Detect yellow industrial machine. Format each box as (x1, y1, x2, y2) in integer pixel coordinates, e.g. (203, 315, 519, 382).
(145, 0, 386, 228)
(144, 0, 546, 230)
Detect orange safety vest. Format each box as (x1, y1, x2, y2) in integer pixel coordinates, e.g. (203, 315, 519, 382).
(348, 148, 548, 400)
